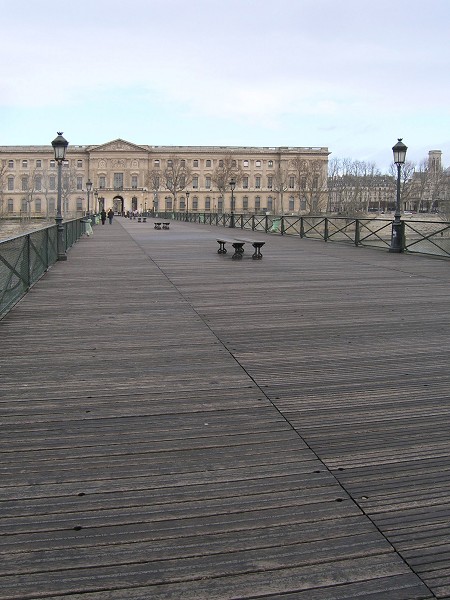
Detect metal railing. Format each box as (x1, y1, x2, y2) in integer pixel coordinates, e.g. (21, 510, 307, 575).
(164, 212, 450, 259)
(0, 218, 87, 319)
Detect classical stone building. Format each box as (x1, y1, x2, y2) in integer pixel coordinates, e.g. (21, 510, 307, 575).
(0, 139, 329, 218)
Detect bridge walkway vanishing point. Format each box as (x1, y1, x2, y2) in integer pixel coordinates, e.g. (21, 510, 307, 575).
(1, 217, 449, 600)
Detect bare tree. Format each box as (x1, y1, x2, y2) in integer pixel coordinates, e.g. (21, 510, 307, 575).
(291, 157, 328, 214)
(273, 161, 290, 215)
(211, 154, 244, 198)
(163, 157, 192, 209)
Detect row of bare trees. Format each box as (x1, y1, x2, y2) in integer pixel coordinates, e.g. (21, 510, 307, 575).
(146, 154, 328, 215)
(328, 157, 449, 217)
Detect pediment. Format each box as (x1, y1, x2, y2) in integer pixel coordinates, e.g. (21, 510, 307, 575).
(87, 139, 148, 153)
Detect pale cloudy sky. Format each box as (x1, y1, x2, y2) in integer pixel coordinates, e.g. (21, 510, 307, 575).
(0, 0, 449, 170)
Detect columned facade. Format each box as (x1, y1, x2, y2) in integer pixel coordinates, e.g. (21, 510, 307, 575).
(0, 139, 329, 218)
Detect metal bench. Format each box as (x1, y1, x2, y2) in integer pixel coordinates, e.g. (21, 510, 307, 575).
(217, 238, 265, 260)
(162, 222, 170, 230)
(154, 222, 162, 229)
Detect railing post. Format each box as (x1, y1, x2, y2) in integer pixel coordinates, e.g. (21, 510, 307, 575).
(324, 217, 329, 241)
(300, 217, 305, 238)
(265, 215, 269, 233)
(252, 215, 256, 231)
(26, 234, 31, 289)
(281, 216, 285, 235)
(355, 219, 360, 246)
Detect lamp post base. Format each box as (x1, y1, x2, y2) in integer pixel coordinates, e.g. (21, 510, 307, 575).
(56, 217, 67, 261)
(389, 219, 405, 253)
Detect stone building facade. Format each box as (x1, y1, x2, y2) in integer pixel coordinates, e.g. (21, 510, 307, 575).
(0, 139, 329, 218)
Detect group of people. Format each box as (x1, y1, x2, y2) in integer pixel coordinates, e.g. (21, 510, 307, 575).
(100, 208, 115, 225)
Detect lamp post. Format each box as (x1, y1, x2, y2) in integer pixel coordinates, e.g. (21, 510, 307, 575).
(185, 190, 190, 221)
(51, 132, 69, 261)
(94, 189, 98, 213)
(389, 138, 408, 253)
(229, 178, 236, 228)
(86, 178, 93, 219)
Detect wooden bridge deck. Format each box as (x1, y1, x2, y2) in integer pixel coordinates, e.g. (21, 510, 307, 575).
(1, 217, 449, 599)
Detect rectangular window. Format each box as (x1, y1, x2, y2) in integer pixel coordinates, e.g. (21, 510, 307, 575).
(167, 159, 173, 167)
(243, 160, 249, 167)
(255, 176, 261, 189)
(218, 160, 223, 167)
(154, 160, 160, 167)
(22, 177, 28, 191)
(36, 160, 42, 168)
(193, 198, 198, 210)
(255, 160, 261, 167)
(99, 176, 106, 189)
(131, 175, 138, 189)
(180, 200, 185, 210)
(300, 198, 307, 210)
(193, 160, 199, 167)
(232, 160, 237, 167)
(8, 160, 14, 168)
(206, 160, 211, 167)
(205, 197, 211, 210)
(21, 199, 27, 212)
(114, 173, 123, 190)
(22, 160, 28, 168)
(76, 199, 83, 211)
(35, 199, 42, 213)
(289, 176, 295, 189)
(49, 176, 56, 191)
(165, 198, 172, 210)
(243, 196, 248, 210)
(267, 197, 273, 211)
(8, 199, 14, 212)
(205, 176, 211, 189)
(289, 197, 295, 211)
(35, 176, 42, 191)
(313, 176, 319, 189)
(49, 199, 56, 212)
(180, 159, 185, 167)
(77, 176, 83, 190)
(77, 160, 83, 168)
(192, 176, 199, 189)
(267, 176, 273, 189)
(242, 176, 248, 189)
(218, 199, 223, 212)
(50, 160, 55, 168)
(268, 160, 273, 168)
(301, 177, 306, 190)
(8, 177, 14, 191)
(255, 196, 261, 210)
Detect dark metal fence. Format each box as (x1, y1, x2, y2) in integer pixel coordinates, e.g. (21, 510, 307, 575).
(0, 218, 87, 319)
(166, 212, 450, 259)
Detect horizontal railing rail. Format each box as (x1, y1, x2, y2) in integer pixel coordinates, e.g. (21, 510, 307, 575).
(0, 218, 89, 319)
(164, 212, 450, 259)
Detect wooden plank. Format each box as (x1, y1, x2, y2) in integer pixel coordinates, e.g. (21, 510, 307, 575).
(1, 217, 448, 599)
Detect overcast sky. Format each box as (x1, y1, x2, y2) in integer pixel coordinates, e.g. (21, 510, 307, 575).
(1, 0, 449, 170)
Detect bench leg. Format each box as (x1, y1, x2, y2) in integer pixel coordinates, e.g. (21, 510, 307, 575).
(252, 243, 263, 260)
(232, 243, 244, 259)
(217, 241, 227, 254)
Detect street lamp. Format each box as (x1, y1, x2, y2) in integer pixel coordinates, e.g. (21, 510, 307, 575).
(51, 132, 69, 261)
(389, 138, 408, 253)
(229, 178, 236, 228)
(185, 190, 190, 221)
(94, 189, 98, 213)
(86, 179, 93, 219)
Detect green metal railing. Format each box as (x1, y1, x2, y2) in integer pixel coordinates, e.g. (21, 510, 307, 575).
(0, 218, 87, 319)
(166, 212, 450, 259)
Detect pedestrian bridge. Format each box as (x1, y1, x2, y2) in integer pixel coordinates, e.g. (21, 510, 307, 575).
(1, 217, 449, 599)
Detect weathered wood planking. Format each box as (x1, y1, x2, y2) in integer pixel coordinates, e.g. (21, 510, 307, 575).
(1, 216, 448, 599)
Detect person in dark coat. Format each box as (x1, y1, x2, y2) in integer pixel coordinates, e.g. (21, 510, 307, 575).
(107, 208, 114, 224)
(100, 209, 107, 225)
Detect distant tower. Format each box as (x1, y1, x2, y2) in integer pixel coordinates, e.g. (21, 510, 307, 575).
(428, 150, 442, 173)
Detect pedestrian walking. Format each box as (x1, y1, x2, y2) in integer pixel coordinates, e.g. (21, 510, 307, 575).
(100, 209, 107, 225)
(107, 208, 114, 225)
